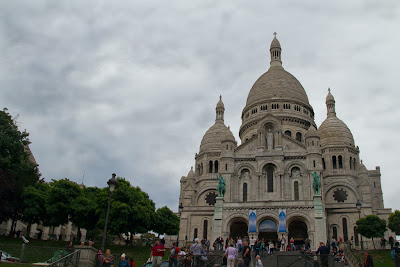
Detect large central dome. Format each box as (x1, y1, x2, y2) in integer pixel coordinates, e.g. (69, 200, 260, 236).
(246, 68, 310, 106)
(245, 35, 310, 108)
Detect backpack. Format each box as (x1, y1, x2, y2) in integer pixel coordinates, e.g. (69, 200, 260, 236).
(171, 247, 176, 256)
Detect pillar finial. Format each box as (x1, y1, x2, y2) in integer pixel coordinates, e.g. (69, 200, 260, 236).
(273, 32, 277, 37)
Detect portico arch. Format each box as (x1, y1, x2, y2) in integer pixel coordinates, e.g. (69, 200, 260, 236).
(228, 217, 248, 239)
(257, 217, 278, 242)
(286, 215, 310, 246)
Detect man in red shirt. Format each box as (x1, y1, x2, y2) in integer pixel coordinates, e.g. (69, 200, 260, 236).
(169, 242, 180, 267)
(150, 239, 165, 267)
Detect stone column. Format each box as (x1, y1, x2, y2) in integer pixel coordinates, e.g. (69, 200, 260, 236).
(75, 245, 98, 267)
(313, 194, 327, 250)
(211, 197, 224, 243)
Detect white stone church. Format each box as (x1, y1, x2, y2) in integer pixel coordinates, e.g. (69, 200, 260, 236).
(177, 35, 393, 250)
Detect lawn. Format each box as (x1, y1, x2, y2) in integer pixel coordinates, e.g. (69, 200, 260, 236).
(0, 236, 170, 266)
(352, 249, 394, 267)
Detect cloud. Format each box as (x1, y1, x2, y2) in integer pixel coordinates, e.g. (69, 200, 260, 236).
(1, 0, 399, 213)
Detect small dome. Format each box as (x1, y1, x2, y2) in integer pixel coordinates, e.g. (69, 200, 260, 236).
(187, 166, 195, 178)
(319, 116, 354, 147)
(305, 125, 319, 139)
(358, 160, 368, 174)
(270, 37, 281, 49)
(200, 122, 234, 153)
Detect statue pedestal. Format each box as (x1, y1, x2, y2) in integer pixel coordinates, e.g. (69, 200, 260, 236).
(313, 194, 327, 250)
(212, 197, 224, 243)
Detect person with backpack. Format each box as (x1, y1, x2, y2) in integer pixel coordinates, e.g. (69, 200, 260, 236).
(364, 251, 374, 267)
(150, 239, 165, 267)
(169, 242, 180, 267)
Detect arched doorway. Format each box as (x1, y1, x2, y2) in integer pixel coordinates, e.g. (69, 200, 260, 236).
(229, 218, 248, 239)
(258, 219, 278, 242)
(288, 219, 308, 246)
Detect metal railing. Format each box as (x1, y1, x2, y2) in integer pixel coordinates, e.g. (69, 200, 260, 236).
(276, 254, 346, 267)
(192, 254, 224, 267)
(49, 249, 80, 267)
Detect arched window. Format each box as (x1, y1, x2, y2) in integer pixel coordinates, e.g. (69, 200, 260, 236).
(332, 156, 337, 169)
(214, 160, 219, 173)
(243, 183, 248, 202)
(296, 132, 302, 142)
(350, 157, 352, 169)
(209, 161, 213, 173)
(194, 228, 198, 238)
(267, 167, 274, 192)
(313, 160, 316, 168)
(226, 145, 229, 150)
(338, 155, 343, 169)
(284, 130, 292, 137)
(354, 226, 359, 246)
(332, 226, 338, 240)
(342, 218, 348, 241)
(203, 220, 208, 239)
(225, 164, 228, 171)
(353, 158, 356, 170)
(294, 181, 299, 200)
(200, 163, 203, 175)
(322, 158, 326, 170)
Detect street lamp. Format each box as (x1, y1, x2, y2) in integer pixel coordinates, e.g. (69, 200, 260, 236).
(177, 203, 183, 247)
(101, 173, 118, 251)
(356, 199, 363, 249)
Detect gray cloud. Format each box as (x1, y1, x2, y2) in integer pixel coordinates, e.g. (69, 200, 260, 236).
(1, 0, 399, 211)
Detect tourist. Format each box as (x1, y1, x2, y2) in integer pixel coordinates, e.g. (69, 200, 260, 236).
(316, 242, 330, 267)
(102, 249, 114, 267)
(364, 251, 374, 267)
(66, 241, 73, 252)
(191, 238, 203, 256)
(276, 238, 281, 251)
(389, 236, 395, 249)
(225, 243, 237, 267)
(254, 239, 261, 256)
(237, 259, 242, 267)
(255, 255, 263, 267)
(269, 240, 275, 255)
(177, 247, 187, 267)
(237, 237, 243, 252)
(331, 236, 336, 249)
(305, 238, 311, 249)
(290, 237, 294, 245)
(206, 239, 210, 252)
(260, 240, 264, 256)
(119, 253, 130, 267)
(169, 242, 180, 267)
(281, 236, 286, 249)
(242, 241, 251, 267)
(96, 250, 104, 267)
(128, 257, 135, 267)
(380, 237, 387, 249)
(150, 239, 165, 267)
(391, 242, 400, 266)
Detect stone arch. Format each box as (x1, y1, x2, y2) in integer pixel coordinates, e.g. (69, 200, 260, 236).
(339, 215, 350, 241)
(191, 225, 200, 240)
(225, 214, 249, 238)
(200, 217, 211, 240)
(286, 214, 312, 231)
(235, 163, 257, 175)
(259, 160, 281, 173)
(286, 214, 311, 244)
(256, 114, 282, 132)
(285, 161, 307, 174)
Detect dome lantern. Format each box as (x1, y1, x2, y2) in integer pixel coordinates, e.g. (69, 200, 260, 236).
(326, 88, 336, 117)
(270, 32, 282, 68)
(216, 95, 225, 122)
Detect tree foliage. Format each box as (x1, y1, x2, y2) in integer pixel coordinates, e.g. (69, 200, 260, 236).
(356, 215, 387, 249)
(45, 179, 82, 226)
(153, 206, 180, 236)
(96, 177, 156, 235)
(0, 108, 40, 224)
(388, 210, 400, 236)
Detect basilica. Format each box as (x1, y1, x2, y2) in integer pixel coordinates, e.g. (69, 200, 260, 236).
(177, 35, 393, 250)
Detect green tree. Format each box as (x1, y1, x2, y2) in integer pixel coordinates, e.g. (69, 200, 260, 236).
(96, 178, 156, 237)
(153, 206, 180, 236)
(356, 215, 387, 249)
(70, 186, 101, 242)
(20, 180, 49, 236)
(0, 108, 40, 231)
(388, 210, 400, 236)
(45, 179, 82, 227)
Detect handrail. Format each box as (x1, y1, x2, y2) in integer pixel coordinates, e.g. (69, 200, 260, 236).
(48, 249, 80, 267)
(342, 245, 358, 267)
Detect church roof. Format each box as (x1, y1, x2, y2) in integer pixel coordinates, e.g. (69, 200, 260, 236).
(200, 121, 233, 152)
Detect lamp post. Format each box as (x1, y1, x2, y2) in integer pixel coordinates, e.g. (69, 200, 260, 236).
(356, 199, 363, 250)
(177, 203, 183, 247)
(101, 173, 118, 252)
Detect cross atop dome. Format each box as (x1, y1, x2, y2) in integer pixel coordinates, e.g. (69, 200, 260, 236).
(273, 32, 277, 37)
(216, 95, 225, 122)
(326, 88, 336, 117)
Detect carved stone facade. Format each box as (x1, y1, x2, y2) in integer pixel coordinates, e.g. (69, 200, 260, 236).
(177, 35, 393, 250)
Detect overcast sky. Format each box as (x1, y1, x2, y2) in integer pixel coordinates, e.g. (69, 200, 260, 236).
(1, 1, 399, 212)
